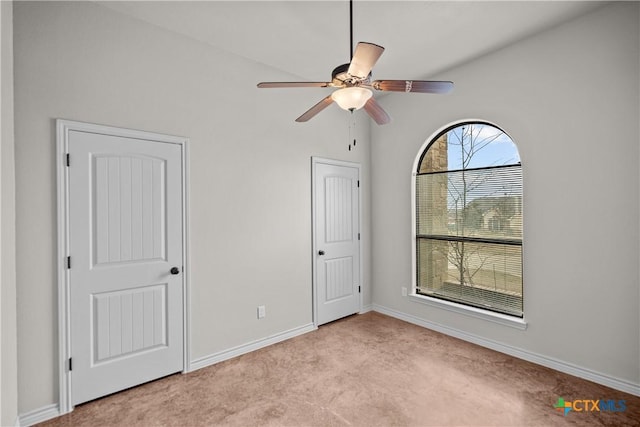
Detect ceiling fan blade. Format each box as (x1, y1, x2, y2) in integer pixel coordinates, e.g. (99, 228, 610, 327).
(372, 80, 454, 94)
(257, 82, 330, 88)
(347, 42, 385, 79)
(295, 96, 334, 122)
(363, 98, 391, 125)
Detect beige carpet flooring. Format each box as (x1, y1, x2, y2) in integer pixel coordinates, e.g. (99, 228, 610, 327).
(39, 312, 639, 426)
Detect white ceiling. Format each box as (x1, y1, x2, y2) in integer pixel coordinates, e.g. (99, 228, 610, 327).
(97, 1, 607, 82)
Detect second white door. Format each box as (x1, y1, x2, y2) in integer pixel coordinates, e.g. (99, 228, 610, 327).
(313, 158, 361, 326)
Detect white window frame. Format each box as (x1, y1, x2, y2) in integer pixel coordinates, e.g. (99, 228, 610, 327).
(410, 119, 527, 330)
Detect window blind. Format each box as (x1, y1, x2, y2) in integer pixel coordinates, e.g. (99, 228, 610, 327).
(415, 164, 523, 317)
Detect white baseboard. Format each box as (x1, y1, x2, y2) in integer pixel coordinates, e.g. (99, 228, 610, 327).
(17, 403, 60, 427)
(360, 304, 373, 313)
(373, 304, 640, 397)
(188, 322, 317, 372)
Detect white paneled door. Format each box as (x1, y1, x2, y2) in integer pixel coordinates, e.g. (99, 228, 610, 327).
(67, 128, 184, 406)
(313, 158, 360, 325)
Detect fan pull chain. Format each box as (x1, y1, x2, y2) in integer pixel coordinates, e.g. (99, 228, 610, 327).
(348, 110, 357, 151)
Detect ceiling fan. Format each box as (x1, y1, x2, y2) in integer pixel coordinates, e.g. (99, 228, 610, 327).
(257, 0, 454, 125)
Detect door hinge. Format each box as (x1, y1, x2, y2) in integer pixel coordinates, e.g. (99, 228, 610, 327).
(68, 357, 72, 371)
(358, 286, 361, 293)
(67, 256, 71, 269)
(358, 233, 360, 240)
(66, 153, 70, 167)
(357, 180, 360, 188)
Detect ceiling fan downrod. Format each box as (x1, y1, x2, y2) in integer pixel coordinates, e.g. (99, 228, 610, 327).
(350, 0, 354, 60)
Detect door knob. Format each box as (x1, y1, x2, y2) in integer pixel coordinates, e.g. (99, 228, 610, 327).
(318, 250, 325, 256)
(170, 267, 180, 275)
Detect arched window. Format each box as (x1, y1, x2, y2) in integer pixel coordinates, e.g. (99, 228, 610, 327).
(414, 122, 523, 317)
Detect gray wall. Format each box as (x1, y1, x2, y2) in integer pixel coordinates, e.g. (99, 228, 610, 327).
(371, 2, 639, 387)
(11, 0, 640, 418)
(13, 1, 372, 412)
(1, 0, 18, 424)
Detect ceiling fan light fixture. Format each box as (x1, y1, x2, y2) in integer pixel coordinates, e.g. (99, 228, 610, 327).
(331, 87, 372, 111)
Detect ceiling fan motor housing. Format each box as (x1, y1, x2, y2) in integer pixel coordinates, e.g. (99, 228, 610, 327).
(332, 63, 350, 84)
(332, 63, 369, 86)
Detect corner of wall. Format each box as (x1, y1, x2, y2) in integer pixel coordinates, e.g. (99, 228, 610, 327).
(1, 0, 19, 425)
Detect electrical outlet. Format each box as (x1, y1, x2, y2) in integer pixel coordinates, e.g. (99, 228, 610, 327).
(401, 287, 408, 297)
(257, 305, 266, 319)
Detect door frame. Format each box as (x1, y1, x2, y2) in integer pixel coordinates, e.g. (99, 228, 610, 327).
(311, 157, 362, 327)
(56, 119, 190, 414)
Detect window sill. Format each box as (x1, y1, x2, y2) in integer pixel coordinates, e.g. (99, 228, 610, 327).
(408, 293, 528, 330)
